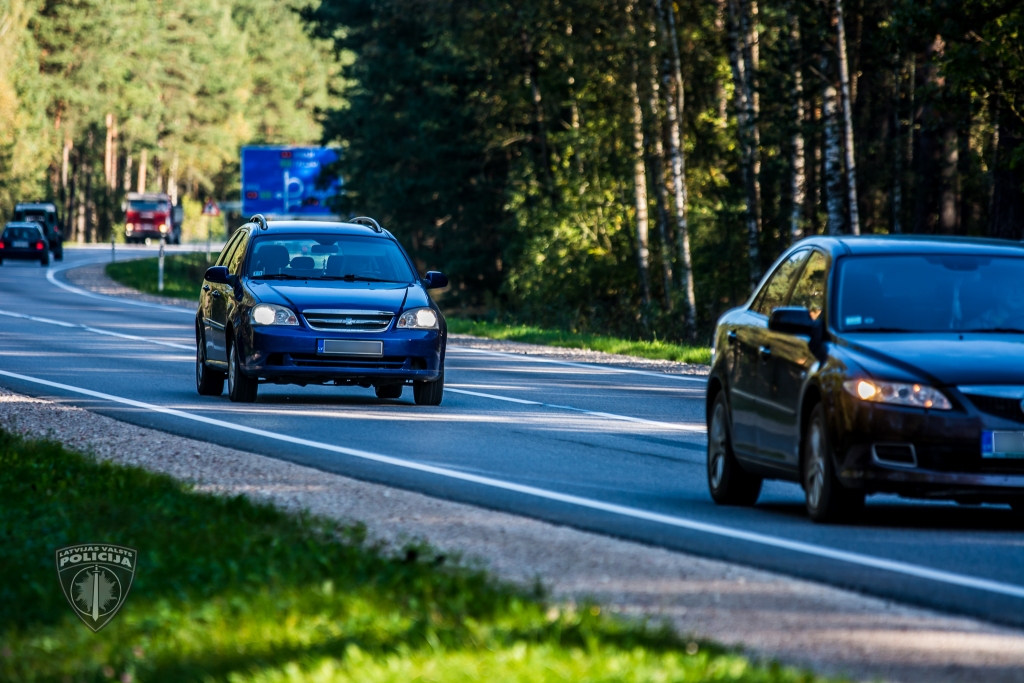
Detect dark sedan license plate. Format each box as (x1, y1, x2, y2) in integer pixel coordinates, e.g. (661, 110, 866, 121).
(12, 240, 28, 248)
(981, 431, 1024, 459)
(317, 339, 383, 357)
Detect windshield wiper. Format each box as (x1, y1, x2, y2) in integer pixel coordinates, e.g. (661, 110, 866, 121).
(253, 273, 303, 280)
(849, 327, 914, 332)
(959, 328, 1024, 334)
(319, 274, 391, 283)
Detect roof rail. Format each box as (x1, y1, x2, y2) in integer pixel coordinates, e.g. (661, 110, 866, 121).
(250, 214, 269, 230)
(350, 216, 383, 233)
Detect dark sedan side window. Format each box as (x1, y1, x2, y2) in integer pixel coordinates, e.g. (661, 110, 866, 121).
(228, 231, 251, 275)
(789, 251, 829, 321)
(216, 232, 243, 267)
(753, 250, 809, 316)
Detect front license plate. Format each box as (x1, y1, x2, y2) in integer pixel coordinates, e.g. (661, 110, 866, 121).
(317, 339, 383, 357)
(12, 241, 28, 248)
(981, 431, 1024, 459)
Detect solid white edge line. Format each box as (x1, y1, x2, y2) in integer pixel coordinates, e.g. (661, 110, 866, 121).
(447, 387, 706, 433)
(2, 367, 1023, 601)
(449, 345, 708, 383)
(46, 260, 196, 315)
(0, 308, 193, 351)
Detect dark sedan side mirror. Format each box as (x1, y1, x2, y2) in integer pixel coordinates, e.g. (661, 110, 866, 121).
(205, 266, 230, 284)
(768, 307, 816, 336)
(423, 271, 449, 290)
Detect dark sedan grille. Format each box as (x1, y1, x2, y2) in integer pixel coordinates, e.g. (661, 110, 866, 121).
(964, 394, 1024, 424)
(284, 354, 407, 369)
(301, 309, 393, 332)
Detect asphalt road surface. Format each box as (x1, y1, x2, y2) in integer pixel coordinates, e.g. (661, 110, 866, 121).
(2, 247, 1023, 627)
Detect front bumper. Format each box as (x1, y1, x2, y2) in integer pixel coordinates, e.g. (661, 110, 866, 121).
(835, 397, 1024, 501)
(239, 325, 443, 384)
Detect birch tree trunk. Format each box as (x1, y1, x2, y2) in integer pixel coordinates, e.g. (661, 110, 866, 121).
(656, 0, 696, 329)
(630, 69, 652, 307)
(823, 85, 846, 235)
(137, 148, 148, 194)
(726, 0, 761, 286)
(646, 50, 674, 310)
(786, 3, 805, 242)
(834, 0, 860, 234)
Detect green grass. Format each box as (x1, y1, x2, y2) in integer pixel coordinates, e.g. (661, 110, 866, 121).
(106, 253, 211, 301)
(447, 319, 712, 365)
(0, 430, 831, 683)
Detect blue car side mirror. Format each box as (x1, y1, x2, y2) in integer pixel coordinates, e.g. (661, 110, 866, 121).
(424, 271, 449, 290)
(205, 266, 230, 284)
(768, 307, 816, 336)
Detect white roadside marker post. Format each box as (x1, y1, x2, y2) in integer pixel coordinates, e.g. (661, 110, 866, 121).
(110, 229, 115, 263)
(158, 237, 165, 292)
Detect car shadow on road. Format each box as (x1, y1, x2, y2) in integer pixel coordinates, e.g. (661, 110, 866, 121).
(757, 500, 1024, 532)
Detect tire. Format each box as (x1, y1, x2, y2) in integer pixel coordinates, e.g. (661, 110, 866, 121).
(707, 392, 762, 506)
(227, 340, 258, 403)
(413, 368, 444, 406)
(196, 328, 225, 396)
(40, 255, 49, 267)
(55, 248, 63, 261)
(802, 404, 864, 523)
(375, 383, 403, 400)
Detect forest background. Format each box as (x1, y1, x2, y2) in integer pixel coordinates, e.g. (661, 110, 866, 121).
(2, 0, 1023, 342)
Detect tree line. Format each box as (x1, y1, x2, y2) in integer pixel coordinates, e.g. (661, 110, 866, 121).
(306, 0, 1024, 341)
(0, 0, 339, 242)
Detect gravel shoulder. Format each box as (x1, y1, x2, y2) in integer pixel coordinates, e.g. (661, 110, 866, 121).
(29, 260, 1024, 682)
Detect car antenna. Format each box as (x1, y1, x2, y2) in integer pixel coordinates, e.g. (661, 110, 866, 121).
(350, 216, 383, 233)
(250, 214, 269, 230)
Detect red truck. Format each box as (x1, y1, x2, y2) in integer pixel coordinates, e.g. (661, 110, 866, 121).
(123, 192, 184, 244)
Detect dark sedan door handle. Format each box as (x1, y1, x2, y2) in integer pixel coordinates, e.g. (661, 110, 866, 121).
(759, 345, 771, 360)
(202, 284, 211, 292)
(726, 330, 738, 344)
(211, 290, 221, 298)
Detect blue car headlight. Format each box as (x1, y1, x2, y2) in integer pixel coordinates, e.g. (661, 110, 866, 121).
(843, 379, 951, 410)
(251, 304, 298, 326)
(396, 307, 438, 330)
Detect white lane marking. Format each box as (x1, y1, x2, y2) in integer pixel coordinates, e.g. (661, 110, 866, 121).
(1, 368, 1022, 601)
(449, 345, 708, 384)
(0, 308, 193, 350)
(46, 260, 196, 315)
(447, 387, 706, 433)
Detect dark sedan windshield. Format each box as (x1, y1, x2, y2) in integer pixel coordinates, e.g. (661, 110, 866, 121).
(246, 234, 416, 282)
(837, 254, 1024, 333)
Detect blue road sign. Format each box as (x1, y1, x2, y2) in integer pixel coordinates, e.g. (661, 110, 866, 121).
(241, 146, 341, 217)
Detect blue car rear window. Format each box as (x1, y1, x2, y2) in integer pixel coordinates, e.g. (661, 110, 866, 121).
(3, 227, 42, 240)
(247, 234, 416, 282)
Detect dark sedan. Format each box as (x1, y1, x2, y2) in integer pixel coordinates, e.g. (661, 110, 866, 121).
(0, 222, 50, 266)
(195, 216, 448, 404)
(706, 235, 1024, 523)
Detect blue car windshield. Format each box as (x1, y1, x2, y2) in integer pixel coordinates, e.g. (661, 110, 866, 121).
(247, 235, 416, 283)
(836, 254, 1024, 333)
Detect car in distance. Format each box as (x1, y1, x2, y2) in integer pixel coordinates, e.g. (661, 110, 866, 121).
(13, 202, 64, 260)
(706, 236, 1024, 523)
(195, 216, 448, 404)
(0, 222, 51, 266)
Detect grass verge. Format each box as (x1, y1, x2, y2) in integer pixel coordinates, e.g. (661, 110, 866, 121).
(106, 253, 210, 301)
(0, 430, 827, 683)
(447, 319, 712, 365)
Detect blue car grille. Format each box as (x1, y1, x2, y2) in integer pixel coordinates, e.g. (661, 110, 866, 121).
(301, 309, 393, 332)
(964, 394, 1024, 424)
(282, 353, 407, 369)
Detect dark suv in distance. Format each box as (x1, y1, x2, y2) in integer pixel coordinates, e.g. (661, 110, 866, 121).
(13, 202, 64, 260)
(706, 236, 1024, 523)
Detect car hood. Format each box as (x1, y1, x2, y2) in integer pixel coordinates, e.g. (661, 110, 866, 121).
(838, 333, 1024, 386)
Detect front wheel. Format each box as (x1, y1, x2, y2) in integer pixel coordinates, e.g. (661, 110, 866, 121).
(228, 341, 258, 403)
(803, 404, 864, 523)
(413, 368, 444, 406)
(707, 392, 762, 506)
(196, 329, 225, 396)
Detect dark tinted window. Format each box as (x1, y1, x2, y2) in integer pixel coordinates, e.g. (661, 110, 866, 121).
(228, 231, 251, 275)
(789, 251, 828, 321)
(2, 226, 43, 240)
(216, 232, 244, 267)
(837, 254, 1024, 332)
(753, 250, 809, 316)
(247, 235, 415, 282)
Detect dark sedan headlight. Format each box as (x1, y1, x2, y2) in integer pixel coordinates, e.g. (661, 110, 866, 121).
(843, 379, 951, 410)
(251, 304, 298, 326)
(396, 307, 438, 330)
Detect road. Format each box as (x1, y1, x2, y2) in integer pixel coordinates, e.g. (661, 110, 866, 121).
(2, 247, 1023, 627)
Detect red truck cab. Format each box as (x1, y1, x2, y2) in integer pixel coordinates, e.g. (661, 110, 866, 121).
(124, 192, 183, 244)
